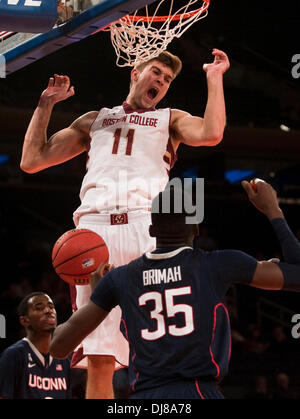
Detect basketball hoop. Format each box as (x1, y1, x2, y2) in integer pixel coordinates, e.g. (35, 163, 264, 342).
(103, 0, 210, 67)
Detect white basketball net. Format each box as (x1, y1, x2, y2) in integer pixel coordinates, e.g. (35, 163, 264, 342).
(105, 0, 210, 67)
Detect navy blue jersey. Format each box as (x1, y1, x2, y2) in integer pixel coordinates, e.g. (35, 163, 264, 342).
(91, 247, 257, 393)
(0, 338, 71, 399)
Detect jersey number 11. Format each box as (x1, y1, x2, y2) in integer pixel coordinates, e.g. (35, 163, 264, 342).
(112, 128, 135, 156)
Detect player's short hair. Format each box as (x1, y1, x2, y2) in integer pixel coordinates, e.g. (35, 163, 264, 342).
(17, 292, 47, 316)
(135, 50, 182, 79)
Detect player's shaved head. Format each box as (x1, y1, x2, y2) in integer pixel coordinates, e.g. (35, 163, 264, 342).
(150, 185, 198, 242)
(17, 292, 47, 316)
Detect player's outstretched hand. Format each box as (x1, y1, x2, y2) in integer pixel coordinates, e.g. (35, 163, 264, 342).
(41, 74, 75, 105)
(203, 49, 230, 76)
(90, 262, 115, 291)
(241, 178, 283, 220)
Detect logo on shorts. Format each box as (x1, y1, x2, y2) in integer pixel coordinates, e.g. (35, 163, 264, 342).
(110, 213, 128, 225)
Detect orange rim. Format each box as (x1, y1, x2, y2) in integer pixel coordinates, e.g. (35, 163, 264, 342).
(120, 0, 210, 23)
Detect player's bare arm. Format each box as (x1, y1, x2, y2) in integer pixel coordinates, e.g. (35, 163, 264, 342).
(20, 74, 98, 173)
(242, 179, 300, 291)
(50, 301, 108, 359)
(51, 262, 115, 359)
(170, 49, 230, 149)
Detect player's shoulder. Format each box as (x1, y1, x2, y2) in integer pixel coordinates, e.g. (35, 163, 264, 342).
(128, 254, 146, 267)
(98, 104, 124, 114)
(89, 104, 127, 123)
(71, 111, 99, 136)
(184, 247, 210, 267)
(0, 339, 26, 361)
(170, 108, 191, 121)
(100, 264, 128, 286)
(181, 247, 205, 258)
(4, 339, 27, 352)
(211, 248, 253, 258)
(169, 109, 193, 141)
(175, 247, 203, 259)
(75, 110, 99, 124)
(155, 106, 171, 113)
(193, 248, 247, 263)
(208, 248, 257, 268)
(110, 264, 128, 278)
(170, 107, 190, 115)
(116, 255, 145, 280)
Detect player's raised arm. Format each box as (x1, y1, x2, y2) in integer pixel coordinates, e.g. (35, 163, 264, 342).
(170, 49, 230, 148)
(241, 179, 300, 291)
(20, 74, 97, 174)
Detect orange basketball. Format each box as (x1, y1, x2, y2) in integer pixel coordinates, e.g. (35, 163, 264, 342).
(52, 229, 109, 286)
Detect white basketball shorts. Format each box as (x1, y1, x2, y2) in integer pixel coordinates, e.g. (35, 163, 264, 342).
(70, 212, 155, 369)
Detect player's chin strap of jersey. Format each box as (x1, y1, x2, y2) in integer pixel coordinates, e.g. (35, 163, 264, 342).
(270, 218, 300, 291)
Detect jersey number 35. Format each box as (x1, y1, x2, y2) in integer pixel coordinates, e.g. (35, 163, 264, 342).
(138, 286, 194, 340)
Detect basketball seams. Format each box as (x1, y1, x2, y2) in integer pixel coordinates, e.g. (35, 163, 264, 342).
(54, 243, 106, 270)
(52, 230, 94, 263)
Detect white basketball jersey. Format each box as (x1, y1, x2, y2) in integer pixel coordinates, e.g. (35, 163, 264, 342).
(73, 103, 177, 225)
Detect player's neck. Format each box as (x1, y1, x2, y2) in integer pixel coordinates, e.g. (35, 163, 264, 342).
(26, 331, 52, 355)
(156, 237, 194, 249)
(125, 91, 154, 111)
(125, 94, 140, 110)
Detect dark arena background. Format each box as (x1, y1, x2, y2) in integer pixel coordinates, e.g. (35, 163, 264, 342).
(0, 0, 300, 399)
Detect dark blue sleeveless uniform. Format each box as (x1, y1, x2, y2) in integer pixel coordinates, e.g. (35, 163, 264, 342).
(91, 247, 257, 399)
(0, 338, 71, 399)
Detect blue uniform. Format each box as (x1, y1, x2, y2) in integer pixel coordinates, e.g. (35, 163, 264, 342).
(0, 338, 71, 399)
(91, 246, 257, 399)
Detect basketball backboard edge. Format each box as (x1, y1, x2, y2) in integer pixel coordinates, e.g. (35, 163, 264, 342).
(1, 0, 158, 75)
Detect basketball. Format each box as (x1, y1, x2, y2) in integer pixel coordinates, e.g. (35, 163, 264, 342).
(52, 229, 109, 286)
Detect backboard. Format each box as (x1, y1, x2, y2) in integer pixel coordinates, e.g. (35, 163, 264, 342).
(0, 0, 158, 75)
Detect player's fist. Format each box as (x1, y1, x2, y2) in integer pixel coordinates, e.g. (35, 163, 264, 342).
(203, 49, 230, 76)
(89, 262, 115, 291)
(250, 178, 265, 192)
(41, 74, 75, 105)
(241, 178, 283, 220)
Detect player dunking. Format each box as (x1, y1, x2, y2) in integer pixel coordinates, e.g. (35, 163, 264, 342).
(20, 49, 230, 398)
(50, 180, 300, 399)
